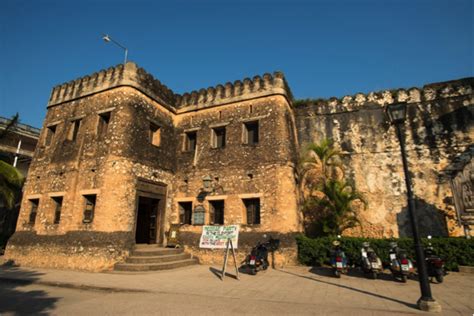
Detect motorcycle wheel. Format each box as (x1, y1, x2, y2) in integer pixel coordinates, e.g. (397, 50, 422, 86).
(334, 270, 341, 278)
(435, 274, 444, 283)
(371, 272, 377, 280)
(401, 275, 407, 283)
(250, 267, 257, 275)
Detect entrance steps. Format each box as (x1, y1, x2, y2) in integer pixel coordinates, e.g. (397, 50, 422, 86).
(114, 244, 198, 272)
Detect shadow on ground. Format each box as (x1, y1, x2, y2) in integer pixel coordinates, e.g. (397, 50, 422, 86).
(309, 266, 398, 282)
(0, 260, 60, 315)
(209, 266, 241, 280)
(278, 267, 418, 310)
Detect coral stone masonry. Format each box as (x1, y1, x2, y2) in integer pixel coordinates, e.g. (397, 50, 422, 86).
(5, 62, 473, 271)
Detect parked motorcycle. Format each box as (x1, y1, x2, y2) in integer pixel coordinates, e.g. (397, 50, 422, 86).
(245, 236, 280, 275)
(330, 236, 348, 278)
(389, 242, 414, 283)
(425, 235, 446, 283)
(361, 241, 383, 279)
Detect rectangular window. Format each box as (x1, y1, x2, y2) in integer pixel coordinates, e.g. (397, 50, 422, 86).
(243, 121, 259, 145)
(149, 122, 161, 147)
(97, 112, 111, 137)
(209, 200, 224, 225)
(211, 127, 226, 149)
(244, 198, 260, 225)
(29, 199, 39, 225)
(82, 194, 96, 224)
(68, 119, 81, 141)
(52, 196, 63, 224)
(184, 131, 197, 152)
(178, 202, 192, 225)
(45, 125, 57, 146)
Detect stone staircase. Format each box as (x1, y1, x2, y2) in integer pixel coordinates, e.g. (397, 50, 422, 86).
(114, 244, 198, 272)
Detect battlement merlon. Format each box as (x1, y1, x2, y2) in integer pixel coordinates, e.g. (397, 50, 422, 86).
(47, 62, 178, 112)
(174, 71, 294, 113)
(47, 62, 295, 112)
(293, 77, 474, 114)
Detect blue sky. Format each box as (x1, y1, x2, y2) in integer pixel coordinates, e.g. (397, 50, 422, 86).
(1, 0, 472, 128)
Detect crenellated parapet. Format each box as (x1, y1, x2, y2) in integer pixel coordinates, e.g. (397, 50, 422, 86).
(294, 77, 473, 114)
(174, 71, 293, 112)
(48, 63, 293, 112)
(48, 62, 178, 110)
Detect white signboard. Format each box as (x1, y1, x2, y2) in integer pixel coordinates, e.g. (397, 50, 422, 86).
(199, 225, 239, 249)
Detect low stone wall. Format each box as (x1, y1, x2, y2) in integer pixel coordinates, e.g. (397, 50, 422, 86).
(4, 231, 134, 272)
(178, 231, 299, 268)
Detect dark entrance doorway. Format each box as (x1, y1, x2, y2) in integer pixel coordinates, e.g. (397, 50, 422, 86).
(135, 196, 160, 244)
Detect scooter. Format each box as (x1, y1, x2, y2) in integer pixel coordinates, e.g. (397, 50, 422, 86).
(425, 235, 446, 283)
(389, 242, 414, 283)
(330, 236, 348, 278)
(245, 236, 280, 275)
(361, 241, 383, 279)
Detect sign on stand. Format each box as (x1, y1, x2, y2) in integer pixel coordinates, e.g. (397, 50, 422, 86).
(199, 225, 240, 280)
(199, 225, 239, 249)
(221, 238, 239, 281)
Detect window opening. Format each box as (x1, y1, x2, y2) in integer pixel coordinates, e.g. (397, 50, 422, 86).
(52, 196, 63, 224)
(185, 131, 197, 151)
(244, 121, 259, 145)
(209, 200, 224, 225)
(29, 199, 39, 225)
(149, 122, 161, 147)
(244, 198, 260, 225)
(83, 194, 96, 224)
(212, 127, 226, 148)
(45, 125, 57, 146)
(179, 202, 193, 225)
(98, 112, 111, 137)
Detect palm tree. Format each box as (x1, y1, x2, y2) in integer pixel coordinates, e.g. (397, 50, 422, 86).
(299, 139, 367, 237)
(298, 139, 341, 194)
(315, 179, 367, 236)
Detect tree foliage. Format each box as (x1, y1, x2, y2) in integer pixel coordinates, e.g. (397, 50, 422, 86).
(0, 113, 24, 209)
(299, 139, 366, 237)
(0, 161, 24, 209)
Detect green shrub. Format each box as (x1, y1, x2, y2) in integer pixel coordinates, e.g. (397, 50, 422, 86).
(295, 235, 474, 271)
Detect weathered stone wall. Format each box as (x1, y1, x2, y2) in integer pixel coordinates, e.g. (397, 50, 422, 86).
(294, 78, 473, 238)
(6, 86, 179, 270)
(6, 231, 133, 271)
(6, 61, 472, 271)
(178, 231, 299, 267)
(6, 64, 301, 270)
(172, 94, 301, 264)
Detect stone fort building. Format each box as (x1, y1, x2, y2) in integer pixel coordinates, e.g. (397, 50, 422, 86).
(5, 62, 473, 271)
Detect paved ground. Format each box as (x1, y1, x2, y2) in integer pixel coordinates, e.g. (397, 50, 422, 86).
(0, 263, 472, 315)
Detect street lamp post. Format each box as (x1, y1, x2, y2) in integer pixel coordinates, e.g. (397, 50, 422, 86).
(102, 34, 128, 65)
(386, 103, 441, 312)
